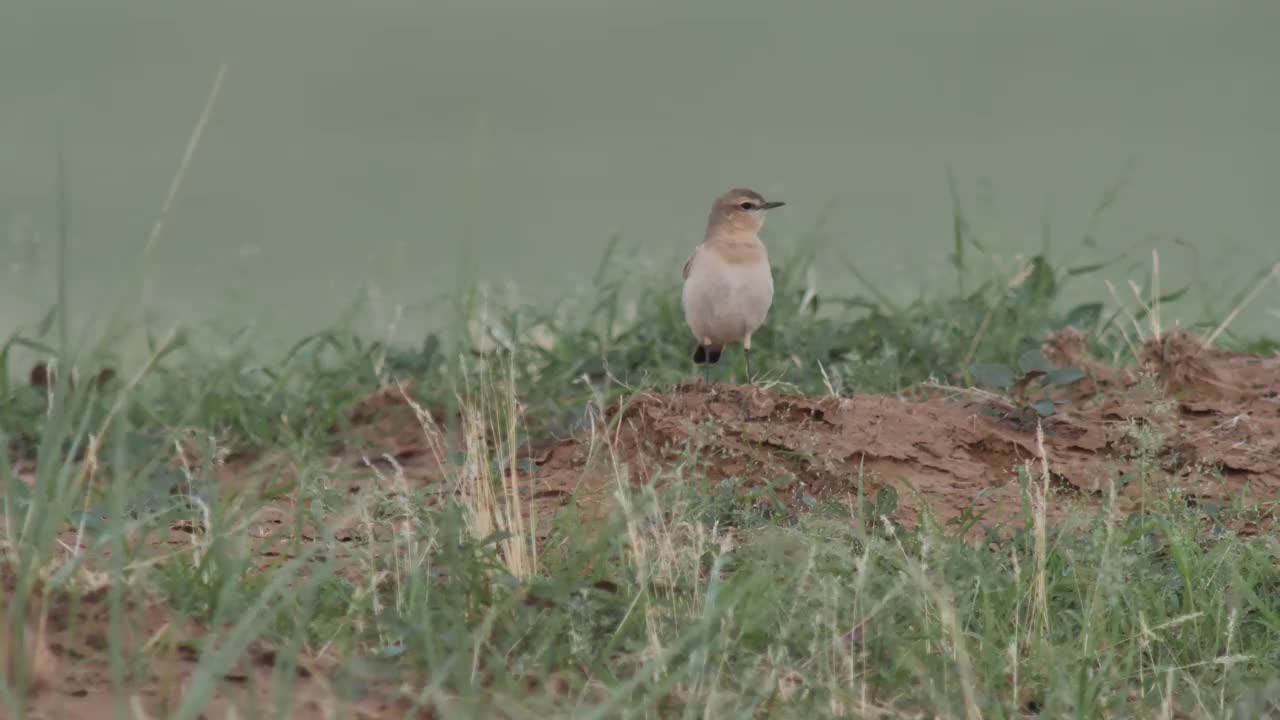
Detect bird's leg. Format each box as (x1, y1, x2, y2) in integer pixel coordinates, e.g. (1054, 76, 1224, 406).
(743, 334, 754, 385)
(696, 339, 717, 389)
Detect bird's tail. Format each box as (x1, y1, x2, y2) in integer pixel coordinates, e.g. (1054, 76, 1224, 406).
(692, 345, 723, 365)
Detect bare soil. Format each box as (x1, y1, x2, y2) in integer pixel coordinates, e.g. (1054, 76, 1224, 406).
(11, 330, 1280, 717)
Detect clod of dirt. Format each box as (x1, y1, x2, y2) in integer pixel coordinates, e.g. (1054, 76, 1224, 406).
(1141, 331, 1280, 401)
(1040, 327, 1136, 398)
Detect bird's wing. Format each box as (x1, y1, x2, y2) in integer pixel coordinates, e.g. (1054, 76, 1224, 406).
(682, 246, 700, 281)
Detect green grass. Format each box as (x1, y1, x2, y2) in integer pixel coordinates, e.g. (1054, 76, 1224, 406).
(4, 184, 1280, 718)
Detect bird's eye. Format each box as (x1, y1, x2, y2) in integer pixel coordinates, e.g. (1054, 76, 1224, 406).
(739, 202, 755, 210)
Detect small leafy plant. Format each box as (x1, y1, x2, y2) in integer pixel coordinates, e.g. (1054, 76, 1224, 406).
(970, 349, 1086, 420)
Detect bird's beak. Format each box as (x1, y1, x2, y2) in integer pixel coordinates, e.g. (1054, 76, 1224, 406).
(761, 201, 786, 210)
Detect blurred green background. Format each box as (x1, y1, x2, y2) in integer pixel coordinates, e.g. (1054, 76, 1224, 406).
(3, 0, 1278, 354)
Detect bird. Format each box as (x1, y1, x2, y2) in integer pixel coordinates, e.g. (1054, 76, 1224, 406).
(681, 187, 785, 384)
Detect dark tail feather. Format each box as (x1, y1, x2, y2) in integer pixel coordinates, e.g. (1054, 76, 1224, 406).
(692, 345, 722, 365)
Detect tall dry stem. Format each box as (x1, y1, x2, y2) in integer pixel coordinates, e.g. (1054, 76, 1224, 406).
(456, 360, 536, 578)
(1032, 422, 1051, 638)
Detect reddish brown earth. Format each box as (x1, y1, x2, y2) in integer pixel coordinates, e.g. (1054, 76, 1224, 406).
(9, 330, 1280, 717)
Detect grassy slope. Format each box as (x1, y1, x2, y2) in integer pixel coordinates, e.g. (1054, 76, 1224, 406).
(4, 206, 1280, 718)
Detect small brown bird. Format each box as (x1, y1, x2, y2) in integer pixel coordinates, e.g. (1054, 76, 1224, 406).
(681, 187, 785, 383)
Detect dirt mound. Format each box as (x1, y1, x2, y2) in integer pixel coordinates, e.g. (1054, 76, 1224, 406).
(510, 330, 1280, 533)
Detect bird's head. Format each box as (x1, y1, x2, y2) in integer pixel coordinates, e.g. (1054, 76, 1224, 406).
(707, 188, 785, 234)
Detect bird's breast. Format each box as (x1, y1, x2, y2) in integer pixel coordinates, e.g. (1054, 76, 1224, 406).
(682, 246, 774, 343)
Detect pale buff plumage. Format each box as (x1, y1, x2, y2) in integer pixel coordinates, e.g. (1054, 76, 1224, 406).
(681, 188, 785, 382)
